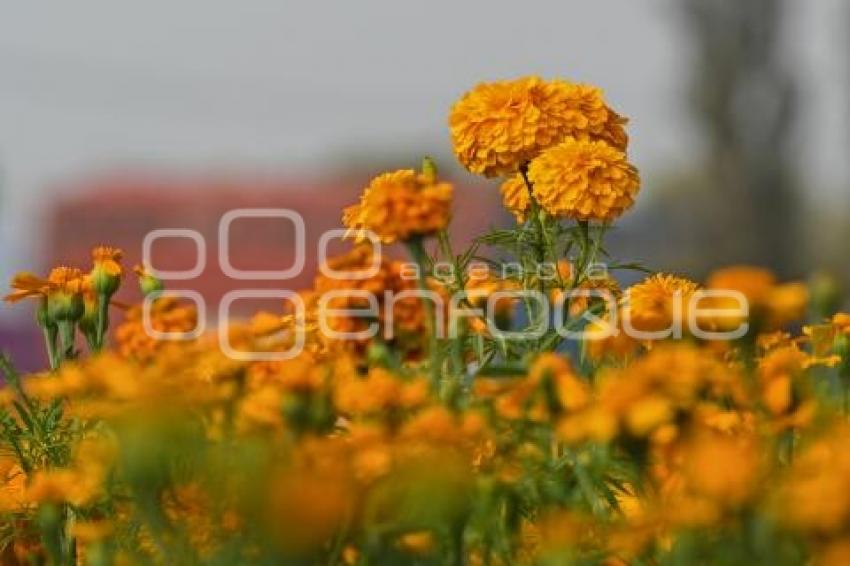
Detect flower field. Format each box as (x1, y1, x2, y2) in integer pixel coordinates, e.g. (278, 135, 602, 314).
(2, 76, 850, 565)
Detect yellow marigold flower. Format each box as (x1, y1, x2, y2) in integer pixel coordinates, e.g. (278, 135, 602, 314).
(26, 437, 115, 507)
(682, 430, 760, 507)
(342, 169, 453, 244)
(449, 76, 627, 177)
(5, 267, 85, 324)
(334, 367, 429, 416)
(0, 457, 28, 513)
(706, 265, 808, 329)
(623, 274, 699, 333)
(527, 137, 640, 222)
(500, 174, 531, 223)
(626, 395, 673, 437)
(236, 385, 285, 433)
(464, 270, 521, 320)
(529, 353, 590, 412)
(90, 245, 123, 296)
(757, 345, 807, 417)
(572, 344, 746, 444)
(706, 265, 776, 304)
(583, 315, 640, 364)
(3, 272, 48, 304)
(266, 458, 355, 554)
(115, 297, 198, 361)
(833, 312, 850, 335)
(45, 266, 86, 322)
(310, 245, 444, 355)
(817, 540, 850, 566)
(764, 282, 809, 328)
(776, 423, 850, 534)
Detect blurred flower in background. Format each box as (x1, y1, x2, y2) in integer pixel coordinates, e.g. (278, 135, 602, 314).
(0, 0, 848, 369)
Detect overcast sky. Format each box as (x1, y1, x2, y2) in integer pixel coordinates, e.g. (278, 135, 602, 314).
(0, 0, 847, 290)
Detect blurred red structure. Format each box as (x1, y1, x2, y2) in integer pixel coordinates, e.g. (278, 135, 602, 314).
(43, 170, 506, 317)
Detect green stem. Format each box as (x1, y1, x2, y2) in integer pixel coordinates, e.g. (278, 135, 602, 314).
(57, 320, 77, 364)
(437, 230, 470, 378)
(43, 324, 60, 371)
(520, 169, 549, 352)
(406, 236, 441, 386)
(94, 294, 110, 351)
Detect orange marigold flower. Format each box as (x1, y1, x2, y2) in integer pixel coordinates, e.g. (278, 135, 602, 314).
(527, 137, 639, 222)
(682, 430, 761, 507)
(775, 423, 850, 534)
(38, 267, 87, 322)
(89, 245, 123, 296)
(833, 312, 850, 336)
(91, 246, 123, 277)
(706, 265, 808, 329)
(706, 265, 776, 304)
(583, 315, 641, 364)
(3, 272, 48, 304)
(342, 169, 453, 244)
(499, 174, 531, 223)
(529, 353, 590, 412)
(623, 274, 699, 334)
(334, 367, 429, 416)
(115, 297, 198, 361)
(449, 76, 627, 177)
(4, 267, 85, 311)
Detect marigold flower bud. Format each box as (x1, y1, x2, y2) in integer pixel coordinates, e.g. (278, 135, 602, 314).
(134, 264, 163, 297)
(45, 267, 85, 323)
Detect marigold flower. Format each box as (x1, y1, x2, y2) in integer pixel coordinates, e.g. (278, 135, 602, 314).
(115, 297, 198, 361)
(3, 272, 48, 304)
(133, 264, 163, 296)
(308, 245, 442, 356)
(5, 267, 86, 323)
(682, 430, 760, 507)
(706, 266, 808, 330)
(449, 76, 628, 177)
(464, 270, 521, 321)
(499, 174, 531, 223)
(89, 245, 124, 296)
(563, 344, 746, 445)
(706, 266, 776, 304)
(334, 367, 429, 416)
(0, 457, 28, 512)
(776, 424, 850, 534)
(583, 315, 640, 363)
(757, 345, 812, 423)
(527, 137, 640, 222)
(45, 267, 86, 322)
(529, 353, 590, 412)
(623, 274, 699, 334)
(343, 169, 453, 244)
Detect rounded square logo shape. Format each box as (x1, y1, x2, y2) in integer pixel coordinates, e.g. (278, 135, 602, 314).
(219, 209, 305, 280)
(317, 229, 382, 280)
(218, 290, 305, 361)
(142, 229, 206, 280)
(142, 290, 206, 341)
